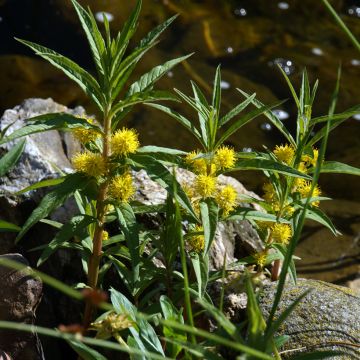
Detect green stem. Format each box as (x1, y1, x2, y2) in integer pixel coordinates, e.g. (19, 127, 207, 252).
(321, 0, 360, 53)
(179, 219, 196, 346)
(83, 110, 112, 331)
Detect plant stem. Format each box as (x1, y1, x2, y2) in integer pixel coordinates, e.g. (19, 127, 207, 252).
(83, 111, 112, 331)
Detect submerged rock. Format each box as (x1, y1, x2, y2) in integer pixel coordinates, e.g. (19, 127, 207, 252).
(259, 279, 360, 359)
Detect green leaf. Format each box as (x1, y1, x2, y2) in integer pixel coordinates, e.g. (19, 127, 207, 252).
(229, 159, 311, 179)
(311, 161, 360, 176)
(212, 64, 222, 117)
(111, 90, 178, 119)
(237, 89, 295, 146)
(278, 65, 300, 110)
(200, 198, 218, 254)
(227, 208, 288, 223)
(16, 173, 89, 243)
(304, 207, 340, 235)
(215, 100, 285, 148)
(219, 93, 256, 127)
(16, 39, 104, 110)
(310, 107, 360, 124)
(146, 104, 204, 146)
(115, 203, 140, 293)
(70, 0, 105, 73)
(0, 219, 21, 232)
(128, 54, 192, 96)
(15, 177, 65, 195)
(110, 288, 165, 357)
(190, 253, 209, 299)
(67, 339, 107, 360)
(271, 243, 297, 284)
(37, 215, 96, 266)
(0, 113, 99, 145)
(0, 139, 26, 177)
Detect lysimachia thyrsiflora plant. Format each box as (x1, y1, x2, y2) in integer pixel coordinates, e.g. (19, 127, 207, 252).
(0, 0, 359, 359)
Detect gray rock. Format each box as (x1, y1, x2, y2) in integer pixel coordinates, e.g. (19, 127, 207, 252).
(259, 279, 360, 359)
(0, 254, 44, 360)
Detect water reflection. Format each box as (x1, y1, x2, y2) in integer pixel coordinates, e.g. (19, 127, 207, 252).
(347, 6, 360, 17)
(311, 47, 324, 56)
(95, 11, 114, 23)
(268, 58, 295, 75)
(260, 122, 272, 131)
(278, 2, 290, 10)
(272, 109, 289, 120)
(234, 8, 247, 17)
(220, 80, 230, 89)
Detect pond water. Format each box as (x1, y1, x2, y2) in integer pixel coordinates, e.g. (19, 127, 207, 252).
(0, 0, 359, 284)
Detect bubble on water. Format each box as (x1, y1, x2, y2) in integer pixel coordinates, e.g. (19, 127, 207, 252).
(226, 46, 234, 54)
(234, 8, 247, 17)
(167, 71, 174, 78)
(242, 147, 253, 153)
(278, 2, 289, 10)
(351, 59, 360, 66)
(347, 6, 360, 17)
(353, 114, 360, 121)
(95, 12, 114, 23)
(260, 123, 272, 131)
(268, 58, 295, 75)
(272, 109, 289, 120)
(220, 80, 231, 90)
(312, 47, 323, 56)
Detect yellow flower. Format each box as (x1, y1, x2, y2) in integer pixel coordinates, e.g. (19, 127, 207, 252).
(273, 144, 295, 165)
(297, 181, 321, 206)
(214, 146, 236, 170)
(102, 230, 109, 241)
(302, 148, 319, 168)
(72, 151, 106, 177)
(263, 182, 276, 202)
(216, 185, 237, 215)
(91, 312, 134, 338)
(194, 174, 217, 198)
(108, 173, 136, 203)
(111, 128, 140, 156)
(271, 223, 292, 245)
(185, 151, 216, 175)
(188, 225, 205, 252)
(73, 116, 100, 144)
(253, 251, 267, 268)
(297, 162, 307, 173)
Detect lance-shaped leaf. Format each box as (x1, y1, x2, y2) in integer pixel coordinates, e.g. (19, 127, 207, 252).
(212, 65, 222, 118)
(219, 93, 256, 127)
(16, 39, 104, 110)
(0, 139, 25, 176)
(227, 159, 311, 179)
(15, 177, 65, 195)
(200, 198, 218, 254)
(147, 103, 204, 146)
(0, 113, 100, 145)
(237, 89, 295, 146)
(16, 173, 89, 243)
(309, 161, 360, 176)
(0, 219, 21, 233)
(37, 215, 96, 266)
(310, 105, 360, 125)
(215, 100, 285, 148)
(227, 208, 289, 223)
(70, 0, 105, 73)
(127, 54, 192, 96)
(67, 339, 107, 360)
(304, 206, 340, 235)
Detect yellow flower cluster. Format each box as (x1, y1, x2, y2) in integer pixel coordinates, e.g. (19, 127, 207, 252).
(302, 148, 319, 168)
(108, 173, 135, 203)
(72, 151, 106, 177)
(297, 181, 321, 207)
(273, 144, 295, 165)
(111, 128, 140, 156)
(73, 116, 100, 144)
(102, 230, 109, 241)
(188, 225, 205, 253)
(185, 151, 216, 175)
(271, 223, 292, 245)
(91, 312, 134, 336)
(214, 146, 236, 170)
(215, 185, 237, 215)
(253, 251, 267, 268)
(194, 174, 217, 198)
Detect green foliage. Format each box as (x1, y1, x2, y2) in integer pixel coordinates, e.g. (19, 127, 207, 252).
(0, 1, 358, 359)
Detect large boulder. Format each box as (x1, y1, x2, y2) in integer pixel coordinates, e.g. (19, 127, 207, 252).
(259, 279, 360, 359)
(0, 253, 44, 360)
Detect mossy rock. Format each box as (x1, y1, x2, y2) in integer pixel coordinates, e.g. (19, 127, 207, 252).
(259, 279, 360, 359)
